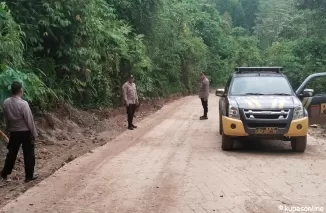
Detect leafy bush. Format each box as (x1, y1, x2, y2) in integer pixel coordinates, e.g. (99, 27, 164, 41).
(0, 66, 57, 110)
(0, 2, 24, 67)
(0, 2, 56, 113)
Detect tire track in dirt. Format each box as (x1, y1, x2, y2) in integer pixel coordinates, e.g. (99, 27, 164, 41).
(101, 107, 194, 212)
(135, 100, 198, 213)
(92, 99, 198, 213)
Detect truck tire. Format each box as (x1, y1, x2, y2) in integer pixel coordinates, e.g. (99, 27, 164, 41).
(222, 133, 234, 150)
(219, 114, 222, 135)
(291, 136, 307, 152)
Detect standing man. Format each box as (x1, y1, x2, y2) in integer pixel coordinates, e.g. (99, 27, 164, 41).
(122, 74, 139, 130)
(1, 81, 38, 183)
(199, 72, 210, 120)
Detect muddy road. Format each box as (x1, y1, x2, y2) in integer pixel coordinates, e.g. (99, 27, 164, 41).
(1, 96, 326, 213)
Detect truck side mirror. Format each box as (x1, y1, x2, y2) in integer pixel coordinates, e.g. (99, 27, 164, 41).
(302, 88, 314, 97)
(215, 88, 225, 97)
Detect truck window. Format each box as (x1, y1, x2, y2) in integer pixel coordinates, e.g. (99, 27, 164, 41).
(230, 76, 294, 96)
(303, 76, 326, 96)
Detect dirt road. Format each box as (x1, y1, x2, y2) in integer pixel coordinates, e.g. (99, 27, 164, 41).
(1, 96, 326, 213)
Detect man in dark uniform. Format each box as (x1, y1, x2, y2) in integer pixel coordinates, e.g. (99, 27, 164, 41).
(199, 72, 210, 120)
(1, 81, 38, 183)
(122, 75, 139, 130)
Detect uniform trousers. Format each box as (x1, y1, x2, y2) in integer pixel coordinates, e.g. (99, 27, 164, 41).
(1, 131, 35, 179)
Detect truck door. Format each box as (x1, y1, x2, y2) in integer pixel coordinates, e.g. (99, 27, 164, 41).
(296, 73, 326, 124)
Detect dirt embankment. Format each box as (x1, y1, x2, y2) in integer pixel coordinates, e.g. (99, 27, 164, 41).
(0, 94, 182, 207)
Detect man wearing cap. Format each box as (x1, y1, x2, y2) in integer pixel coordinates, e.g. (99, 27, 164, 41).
(122, 75, 139, 130)
(199, 72, 210, 120)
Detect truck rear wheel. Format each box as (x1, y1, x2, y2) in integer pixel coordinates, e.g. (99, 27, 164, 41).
(222, 133, 234, 150)
(291, 136, 307, 152)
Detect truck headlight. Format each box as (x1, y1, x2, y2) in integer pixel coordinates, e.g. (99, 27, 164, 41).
(293, 105, 304, 120)
(229, 105, 240, 119)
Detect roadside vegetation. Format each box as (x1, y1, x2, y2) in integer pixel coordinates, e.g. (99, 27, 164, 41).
(0, 0, 325, 112)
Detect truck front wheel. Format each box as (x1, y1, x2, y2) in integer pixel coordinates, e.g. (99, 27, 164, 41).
(291, 136, 307, 152)
(219, 114, 222, 135)
(222, 133, 234, 150)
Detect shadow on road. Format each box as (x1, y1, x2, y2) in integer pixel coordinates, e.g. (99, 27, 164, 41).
(229, 138, 303, 156)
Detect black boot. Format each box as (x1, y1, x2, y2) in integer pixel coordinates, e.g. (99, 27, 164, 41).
(0, 172, 10, 182)
(25, 175, 38, 183)
(200, 115, 208, 120)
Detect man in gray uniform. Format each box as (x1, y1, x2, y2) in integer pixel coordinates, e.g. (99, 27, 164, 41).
(199, 72, 210, 120)
(122, 75, 139, 130)
(1, 81, 38, 182)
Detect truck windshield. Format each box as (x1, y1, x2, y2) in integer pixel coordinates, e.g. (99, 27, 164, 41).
(230, 76, 293, 96)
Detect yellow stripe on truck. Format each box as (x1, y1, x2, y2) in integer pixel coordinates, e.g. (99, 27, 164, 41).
(245, 100, 255, 108)
(246, 96, 262, 109)
(304, 97, 312, 109)
(278, 99, 285, 109)
(250, 98, 262, 109)
(302, 97, 308, 107)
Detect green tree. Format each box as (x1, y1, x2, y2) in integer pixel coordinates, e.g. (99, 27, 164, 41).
(0, 2, 24, 67)
(254, 0, 299, 49)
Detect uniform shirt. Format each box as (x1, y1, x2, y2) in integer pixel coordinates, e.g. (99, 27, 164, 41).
(122, 82, 138, 105)
(199, 77, 210, 99)
(3, 97, 38, 138)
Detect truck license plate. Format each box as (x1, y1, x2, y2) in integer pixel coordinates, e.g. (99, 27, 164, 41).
(255, 127, 277, 134)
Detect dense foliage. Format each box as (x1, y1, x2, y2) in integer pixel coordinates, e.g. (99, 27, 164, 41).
(212, 0, 326, 93)
(255, 0, 326, 92)
(0, 0, 325, 111)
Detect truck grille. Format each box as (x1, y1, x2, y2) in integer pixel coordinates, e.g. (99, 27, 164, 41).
(243, 109, 290, 120)
(242, 109, 291, 132)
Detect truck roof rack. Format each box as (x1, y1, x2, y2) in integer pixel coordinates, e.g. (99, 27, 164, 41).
(235, 67, 283, 73)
